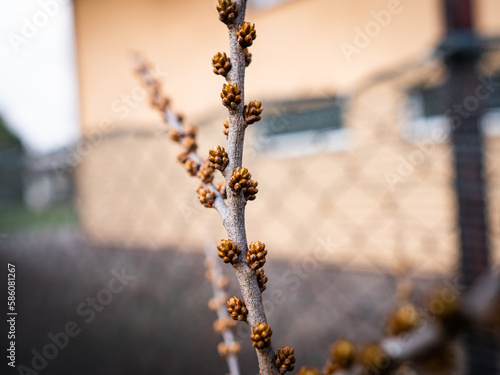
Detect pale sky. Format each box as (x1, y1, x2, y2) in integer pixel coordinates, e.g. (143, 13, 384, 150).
(0, 0, 80, 155)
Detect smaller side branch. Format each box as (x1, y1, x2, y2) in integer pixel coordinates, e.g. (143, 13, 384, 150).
(133, 55, 228, 221)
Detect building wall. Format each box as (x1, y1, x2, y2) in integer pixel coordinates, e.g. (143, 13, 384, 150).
(74, 0, 500, 275)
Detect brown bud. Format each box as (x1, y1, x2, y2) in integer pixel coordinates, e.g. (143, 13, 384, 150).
(184, 160, 200, 176)
(208, 146, 229, 171)
(387, 303, 420, 336)
(216, 181, 227, 199)
(228, 167, 251, 193)
(197, 187, 216, 208)
(216, 0, 238, 25)
(323, 362, 340, 375)
(245, 48, 252, 67)
(208, 298, 219, 311)
(361, 344, 391, 375)
(198, 163, 215, 184)
(213, 317, 236, 334)
(227, 296, 248, 321)
(212, 52, 232, 77)
(182, 136, 197, 153)
(244, 100, 263, 125)
(243, 179, 258, 201)
(276, 346, 296, 374)
(330, 339, 356, 369)
(153, 96, 169, 112)
(221, 82, 242, 110)
(223, 120, 230, 138)
(256, 268, 268, 292)
(217, 239, 241, 264)
(247, 241, 267, 271)
(218, 342, 241, 357)
(184, 124, 197, 138)
(237, 22, 256, 48)
(297, 367, 321, 375)
(250, 322, 272, 349)
(177, 150, 190, 164)
(168, 129, 182, 143)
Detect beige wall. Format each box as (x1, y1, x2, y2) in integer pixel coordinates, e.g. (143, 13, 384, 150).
(74, 0, 500, 275)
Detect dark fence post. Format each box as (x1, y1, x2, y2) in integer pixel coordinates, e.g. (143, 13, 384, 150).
(441, 0, 498, 373)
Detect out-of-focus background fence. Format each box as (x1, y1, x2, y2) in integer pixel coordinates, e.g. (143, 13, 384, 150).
(1, 0, 500, 374)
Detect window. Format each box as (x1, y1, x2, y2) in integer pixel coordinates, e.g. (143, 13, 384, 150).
(402, 85, 450, 143)
(253, 97, 349, 159)
(403, 76, 500, 143)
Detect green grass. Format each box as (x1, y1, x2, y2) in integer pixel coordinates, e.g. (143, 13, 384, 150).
(0, 203, 77, 232)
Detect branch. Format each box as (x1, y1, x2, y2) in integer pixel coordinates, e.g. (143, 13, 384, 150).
(216, 1, 279, 373)
(133, 56, 228, 221)
(322, 271, 500, 375)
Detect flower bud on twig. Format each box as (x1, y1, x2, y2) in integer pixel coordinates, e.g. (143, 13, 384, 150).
(217, 239, 241, 265)
(247, 241, 267, 271)
(227, 296, 248, 321)
(183, 160, 200, 176)
(276, 346, 296, 374)
(228, 167, 251, 194)
(221, 82, 242, 110)
(250, 322, 272, 349)
(256, 268, 268, 292)
(237, 22, 257, 48)
(198, 162, 215, 184)
(197, 186, 216, 208)
(216, 0, 238, 25)
(208, 146, 229, 171)
(212, 52, 232, 77)
(245, 49, 252, 67)
(243, 179, 258, 201)
(244, 100, 263, 125)
(223, 120, 229, 138)
(216, 181, 227, 199)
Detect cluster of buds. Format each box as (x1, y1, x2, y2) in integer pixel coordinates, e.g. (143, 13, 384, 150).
(228, 167, 251, 193)
(243, 179, 258, 201)
(324, 339, 356, 374)
(256, 268, 268, 292)
(361, 344, 391, 375)
(212, 52, 232, 77)
(221, 82, 242, 110)
(216, 0, 238, 25)
(218, 342, 241, 357)
(387, 303, 420, 336)
(213, 317, 237, 335)
(247, 241, 267, 271)
(217, 239, 241, 265)
(216, 181, 227, 199)
(237, 22, 257, 48)
(298, 368, 320, 375)
(227, 296, 248, 321)
(183, 160, 200, 176)
(250, 322, 272, 349)
(245, 49, 252, 67)
(276, 346, 296, 374)
(208, 146, 229, 171)
(197, 186, 216, 208)
(244, 100, 263, 125)
(197, 161, 215, 184)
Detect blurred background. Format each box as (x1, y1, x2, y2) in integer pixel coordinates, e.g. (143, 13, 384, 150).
(0, 0, 500, 374)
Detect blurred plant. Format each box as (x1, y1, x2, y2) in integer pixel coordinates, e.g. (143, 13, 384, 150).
(132, 0, 500, 374)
